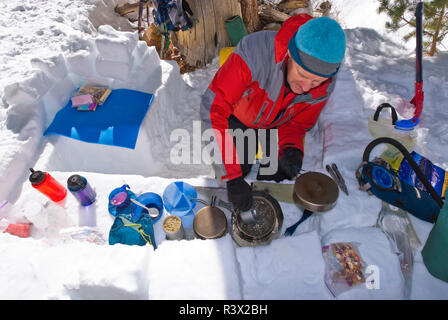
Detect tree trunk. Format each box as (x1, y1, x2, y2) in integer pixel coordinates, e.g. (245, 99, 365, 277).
(115, 1, 150, 16)
(259, 6, 291, 24)
(428, 3, 446, 56)
(171, 0, 242, 67)
(240, 0, 260, 33)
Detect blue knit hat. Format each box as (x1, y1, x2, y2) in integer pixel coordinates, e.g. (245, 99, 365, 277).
(288, 17, 346, 78)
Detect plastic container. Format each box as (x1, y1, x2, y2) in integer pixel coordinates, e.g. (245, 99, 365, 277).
(132, 192, 163, 223)
(44, 201, 73, 238)
(67, 175, 96, 206)
(108, 185, 137, 217)
(368, 104, 418, 169)
(163, 215, 185, 240)
(22, 200, 48, 230)
(380, 119, 418, 169)
(4, 223, 30, 238)
(163, 182, 198, 238)
(29, 168, 67, 202)
(225, 15, 248, 46)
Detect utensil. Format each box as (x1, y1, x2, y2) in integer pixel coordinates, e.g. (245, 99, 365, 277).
(326, 163, 349, 195)
(130, 198, 160, 218)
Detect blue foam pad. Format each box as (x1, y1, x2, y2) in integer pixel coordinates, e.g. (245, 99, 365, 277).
(44, 89, 154, 149)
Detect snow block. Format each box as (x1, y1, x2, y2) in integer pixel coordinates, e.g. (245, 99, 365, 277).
(236, 231, 332, 299)
(321, 227, 405, 300)
(30, 54, 68, 81)
(95, 57, 131, 82)
(131, 46, 161, 76)
(147, 235, 242, 299)
(3, 71, 53, 106)
(42, 76, 76, 127)
(65, 50, 96, 78)
(95, 35, 135, 64)
(132, 40, 151, 67)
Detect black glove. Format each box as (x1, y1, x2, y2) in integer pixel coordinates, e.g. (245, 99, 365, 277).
(256, 147, 303, 182)
(278, 147, 303, 179)
(227, 176, 253, 211)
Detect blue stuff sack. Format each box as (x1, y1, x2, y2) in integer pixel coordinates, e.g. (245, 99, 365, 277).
(109, 213, 157, 249)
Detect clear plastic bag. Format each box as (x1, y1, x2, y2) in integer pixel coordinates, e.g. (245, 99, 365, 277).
(59, 227, 106, 245)
(376, 201, 415, 299)
(322, 242, 367, 297)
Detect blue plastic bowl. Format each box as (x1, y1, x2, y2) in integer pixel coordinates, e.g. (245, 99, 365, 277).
(162, 181, 197, 216)
(132, 192, 164, 223)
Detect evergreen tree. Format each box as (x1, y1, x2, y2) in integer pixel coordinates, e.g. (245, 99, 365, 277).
(377, 0, 448, 55)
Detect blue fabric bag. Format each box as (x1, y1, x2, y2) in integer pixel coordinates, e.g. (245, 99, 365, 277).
(109, 214, 157, 249)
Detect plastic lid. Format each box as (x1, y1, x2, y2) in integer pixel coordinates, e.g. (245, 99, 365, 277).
(163, 181, 197, 216)
(29, 168, 46, 185)
(371, 166, 394, 189)
(67, 175, 86, 191)
(395, 118, 419, 131)
(108, 185, 137, 217)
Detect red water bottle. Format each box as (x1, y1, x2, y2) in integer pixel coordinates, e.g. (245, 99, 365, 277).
(29, 168, 67, 202)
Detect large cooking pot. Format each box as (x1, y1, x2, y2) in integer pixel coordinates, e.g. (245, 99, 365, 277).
(231, 190, 284, 247)
(285, 171, 339, 236)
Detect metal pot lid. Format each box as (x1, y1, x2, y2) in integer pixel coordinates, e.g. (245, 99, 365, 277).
(237, 193, 277, 240)
(294, 171, 339, 212)
(193, 206, 228, 239)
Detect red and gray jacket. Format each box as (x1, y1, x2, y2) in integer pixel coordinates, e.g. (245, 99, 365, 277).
(200, 14, 336, 182)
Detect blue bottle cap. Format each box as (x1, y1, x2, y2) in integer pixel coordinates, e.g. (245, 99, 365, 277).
(395, 117, 419, 131)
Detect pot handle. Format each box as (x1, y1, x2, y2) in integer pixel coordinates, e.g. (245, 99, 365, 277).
(284, 209, 313, 236)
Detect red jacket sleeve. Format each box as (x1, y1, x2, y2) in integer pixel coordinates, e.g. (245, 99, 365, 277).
(201, 52, 253, 181)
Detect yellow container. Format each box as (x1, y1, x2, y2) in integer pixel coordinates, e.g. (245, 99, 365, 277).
(219, 47, 236, 66)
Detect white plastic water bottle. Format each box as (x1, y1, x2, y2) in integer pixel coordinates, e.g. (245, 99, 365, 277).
(368, 103, 418, 169)
(380, 119, 418, 169)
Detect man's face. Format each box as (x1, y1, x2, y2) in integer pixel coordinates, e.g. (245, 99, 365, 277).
(286, 50, 328, 95)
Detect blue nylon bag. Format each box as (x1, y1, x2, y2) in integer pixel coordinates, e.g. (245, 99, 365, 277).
(109, 214, 157, 249)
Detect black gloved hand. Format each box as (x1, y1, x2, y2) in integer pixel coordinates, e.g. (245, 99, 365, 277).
(227, 176, 253, 211)
(278, 147, 303, 180)
(256, 147, 303, 182)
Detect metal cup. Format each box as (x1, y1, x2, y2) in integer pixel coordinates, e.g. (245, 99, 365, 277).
(163, 215, 185, 240)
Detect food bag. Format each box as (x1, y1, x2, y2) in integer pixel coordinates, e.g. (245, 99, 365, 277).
(322, 242, 367, 297)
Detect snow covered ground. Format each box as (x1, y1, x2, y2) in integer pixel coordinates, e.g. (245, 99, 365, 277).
(0, 0, 447, 300)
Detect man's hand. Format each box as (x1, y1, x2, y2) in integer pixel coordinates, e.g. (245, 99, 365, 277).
(278, 147, 303, 179)
(257, 147, 303, 182)
(227, 177, 253, 211)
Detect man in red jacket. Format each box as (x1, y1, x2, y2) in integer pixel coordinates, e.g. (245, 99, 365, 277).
(200, 14, 346, 211)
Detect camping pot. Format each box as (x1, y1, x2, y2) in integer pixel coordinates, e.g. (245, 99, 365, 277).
(294, 171, 339, 212)
(193, 206, 228, 240)
(231, 191, 283, 247)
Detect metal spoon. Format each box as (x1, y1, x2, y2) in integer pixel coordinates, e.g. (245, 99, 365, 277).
(130, 198, 159, 218)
